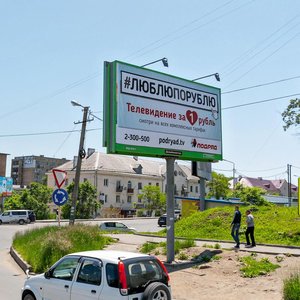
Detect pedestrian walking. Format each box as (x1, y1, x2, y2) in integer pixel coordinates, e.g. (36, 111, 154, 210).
(245, 210, 256, 247)
(231, 205, 241, 248)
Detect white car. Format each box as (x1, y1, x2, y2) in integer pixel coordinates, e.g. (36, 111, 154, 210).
(99, 221, 136, 232)
(21, 250, 171, 300)
(0, 210, 30, 225)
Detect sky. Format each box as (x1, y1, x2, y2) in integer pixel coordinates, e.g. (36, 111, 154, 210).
(1, 0, 300, 184)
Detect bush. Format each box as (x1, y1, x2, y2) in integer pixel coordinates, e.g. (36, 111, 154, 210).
(283, 274, 300, 300)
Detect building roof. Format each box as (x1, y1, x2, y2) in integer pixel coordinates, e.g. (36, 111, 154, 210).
(51, 151, 197, 180)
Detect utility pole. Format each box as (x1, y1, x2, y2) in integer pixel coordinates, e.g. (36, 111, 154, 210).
(287, 164, 292, 207)
(69, 105, 89, 225)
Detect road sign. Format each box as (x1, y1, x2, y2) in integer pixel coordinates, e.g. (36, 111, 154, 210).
(52, 189, 68, 206)
(52, 169, 67, 188)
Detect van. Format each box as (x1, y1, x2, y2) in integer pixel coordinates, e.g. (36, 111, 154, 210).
(0, 210, 30, 225)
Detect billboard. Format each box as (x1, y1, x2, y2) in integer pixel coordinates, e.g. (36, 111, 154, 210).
(0, 177, 13, 196)
(103, 61, 222, 162)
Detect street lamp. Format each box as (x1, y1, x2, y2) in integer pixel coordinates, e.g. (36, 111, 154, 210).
(141, 57, 169, 68)
(193, 73, 220, 82)
(69, 101, 90, 225)
(223, 159, 236, 189)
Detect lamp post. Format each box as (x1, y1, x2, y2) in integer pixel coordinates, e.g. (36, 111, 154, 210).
(223, 159, 236, 189)
(69, 101, 90, 225)
(141, 57, 169, 68)
(193, 73, 220, 82)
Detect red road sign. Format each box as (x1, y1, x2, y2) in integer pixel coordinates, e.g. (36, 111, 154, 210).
(52, 169, 67, 189)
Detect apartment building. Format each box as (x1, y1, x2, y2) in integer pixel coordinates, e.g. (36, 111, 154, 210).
(46, 150, 200, 216)
(11, 155, 69, 187)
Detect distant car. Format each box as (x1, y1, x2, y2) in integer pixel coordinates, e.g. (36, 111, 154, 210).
(158, 210, 182, 227)
(21, 250, 171, 300)
(0, 209, 30, 225)
(158, 215, 167, 227)
(99, 221, 136, 232)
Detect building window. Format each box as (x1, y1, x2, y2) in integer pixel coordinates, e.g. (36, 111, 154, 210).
(196, 186, 199, 193)
(116, 195, 120, 203)
(116, 180, 121, 188)
(105, 195, 108, 203)
(127, 181, 132, 189)
(148, 182, 152, 186)
(138, 182, 142, 190)
(156, 183, 159, 187)
(127, 196, 132, 203)
(190, 186, 193, 192)
(104, 179, 108, 186)
(84, 178, 88, 182)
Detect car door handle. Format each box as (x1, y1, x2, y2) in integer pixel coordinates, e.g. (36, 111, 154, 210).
(91, 290, 96, 294)
(64, 285, 69, 289)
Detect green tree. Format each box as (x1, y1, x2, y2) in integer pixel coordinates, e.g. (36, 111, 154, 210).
(62, 181, 100, 219)
(230, 183, 270, 206)
(282, 98, 300, 131)
(4, 182, 52, 219)
(207, 172, 230, 199)
(138, 185, 166, 216)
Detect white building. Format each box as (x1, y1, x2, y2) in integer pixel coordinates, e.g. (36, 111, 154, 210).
(47, 150, 200, 217)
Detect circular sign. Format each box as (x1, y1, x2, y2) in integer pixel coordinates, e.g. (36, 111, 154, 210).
(52, 189, 68, 206)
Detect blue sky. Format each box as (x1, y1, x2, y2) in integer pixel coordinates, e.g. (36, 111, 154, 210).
(1, 0, 300, 184)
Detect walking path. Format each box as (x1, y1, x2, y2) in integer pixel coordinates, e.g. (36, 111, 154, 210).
(108, 233, 300, 257)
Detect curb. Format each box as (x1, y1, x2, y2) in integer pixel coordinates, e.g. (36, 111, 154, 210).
(10, 246, 32, 273)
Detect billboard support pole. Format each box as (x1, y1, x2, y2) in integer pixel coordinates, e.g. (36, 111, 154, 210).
(166, 157, 175, 263)
(199, 177, 206, 211)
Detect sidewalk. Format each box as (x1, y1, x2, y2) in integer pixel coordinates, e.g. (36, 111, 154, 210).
(107, 233, 300, 257)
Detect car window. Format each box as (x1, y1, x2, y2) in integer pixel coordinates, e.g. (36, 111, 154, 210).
(106, 263, 119, 288)
(127, 260, 162, 289)
(115, 222, 127, 229)
(77, 259, 102, 286)
(51, 257, 79, 281)
(105, 222, 115, 228)
(2, 212, 10, 216)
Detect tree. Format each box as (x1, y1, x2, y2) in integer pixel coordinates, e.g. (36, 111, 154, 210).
(207, 172, 230, 199)
(282, 98, 300, 131)
(230, 183, 270, 206)
(138, 185, 166, 216)
(62, 181, 100, 219)
(4, 182, 52, 219)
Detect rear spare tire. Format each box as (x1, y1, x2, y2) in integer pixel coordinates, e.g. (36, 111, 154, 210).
(142, 282, 171, 300)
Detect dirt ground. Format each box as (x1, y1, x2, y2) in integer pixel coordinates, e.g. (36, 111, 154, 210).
(106, 242, 300, 300)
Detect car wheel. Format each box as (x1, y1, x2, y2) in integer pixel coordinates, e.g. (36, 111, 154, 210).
(0, 220, 2, 225)
(19, 219, 25, 225)
(23, 293, 36, 300)
(142, 282, 171, 300)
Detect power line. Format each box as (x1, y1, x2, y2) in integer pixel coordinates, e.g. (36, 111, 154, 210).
(222, 93, 300, 110)
(238, 166, 285, 172)
(0, 128, 101, 138)
(222, 75, 300, 94)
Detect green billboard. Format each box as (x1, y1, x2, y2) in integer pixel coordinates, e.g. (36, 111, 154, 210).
(103, 60, 222, 162)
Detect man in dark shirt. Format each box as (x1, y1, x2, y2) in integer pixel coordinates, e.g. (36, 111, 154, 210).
(231, 205, 241, 248)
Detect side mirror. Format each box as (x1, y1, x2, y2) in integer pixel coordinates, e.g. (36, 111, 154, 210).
(44, 271, 51, 279)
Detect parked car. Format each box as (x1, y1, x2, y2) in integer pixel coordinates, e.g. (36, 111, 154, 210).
(28, 211, 36, 223)
(21, 250, 171, 300)
(0, 210, 30, 225)
(99, 221, 136, 232)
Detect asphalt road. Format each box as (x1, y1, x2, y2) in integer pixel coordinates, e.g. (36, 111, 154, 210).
(0, 218, 159, 300)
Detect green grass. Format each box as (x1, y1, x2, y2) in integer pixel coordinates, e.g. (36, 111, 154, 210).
(283, 274, 300, 300)
(157, 206, 300, 246)
(13, 224, 115, 273)
(240, 255, 280, 278)
(140, 239, 195, 255)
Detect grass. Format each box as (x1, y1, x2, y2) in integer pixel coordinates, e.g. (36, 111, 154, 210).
(140, 239, 195, 255)
(12, 224, 115, 273)
(157, 206, 300, 246)
(240, 255, 280, 278)
(283, 274, 300, 300)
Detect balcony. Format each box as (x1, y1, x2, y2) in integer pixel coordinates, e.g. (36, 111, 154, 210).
(116, 186, 123, 193)
(127, 188, 134, 194)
